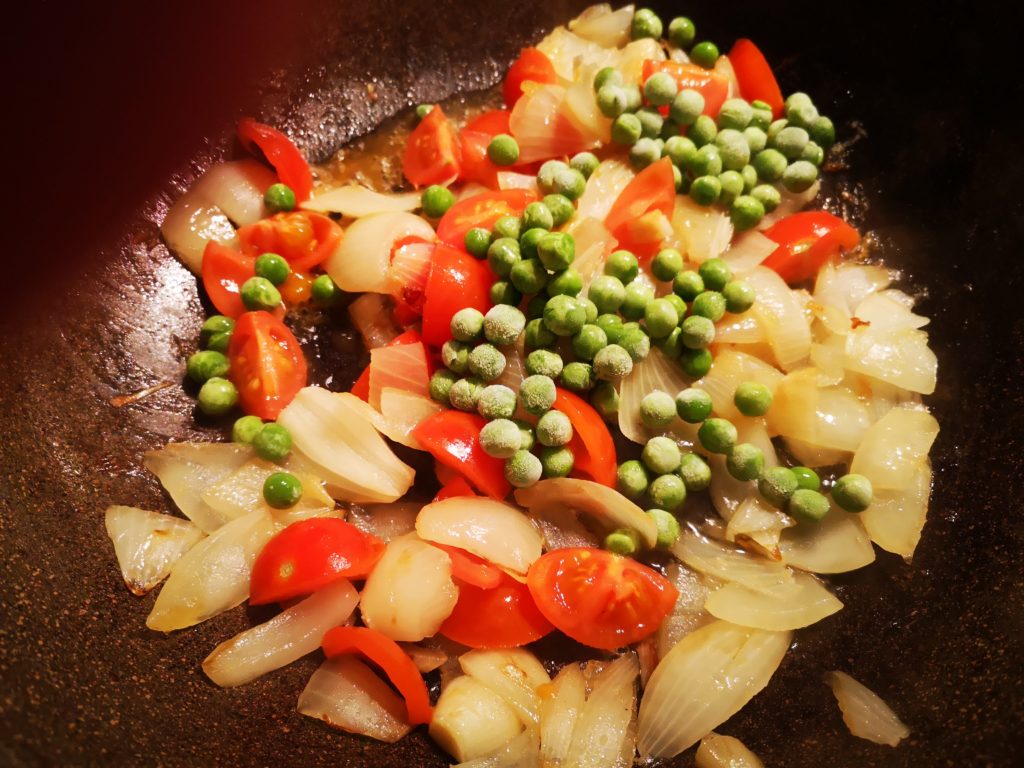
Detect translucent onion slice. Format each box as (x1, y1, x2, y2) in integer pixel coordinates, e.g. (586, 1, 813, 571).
(430, 675, 525, 762)
(510, 83, 598, 164)
(143, 442, 252, 533)
(715, 314, 765, 345)
(696, 733, 765, 768)
(568, 3, 634, 47)
(780, 510, 875, 574)
(347, 502, 421, 542)
(368, 341, 431, 411)
(722, 230, 777, 274)
(160, 196, 237, 273)
(744, 267, 812, 371)
(539, 662, 586, 766)
(853, 291, 929, 332)
(814, 263, 893, 324)
(825, 670, 910, 747)
(359, 535, 458, 641)
(200, 457, 334, 524)
(783, 437, 850, 469)
(536, 26, 614, 81)
(515, 478, 658, 549)
(860, 461, 932, 561)
(192, 160, 276, 226)
(670, 197, 733, 265)
(399, 643, 449, 674)
(670, 529, 793, 593)
(766, 369, 872, 452)
(725, 495, 794, 559)
(104, 506, 204, 595)
(850, 405, 939, 491)
(301, 185, 420, 217)
(616, 38, 665, 82)
(496, 336, 528, 393)
(695, 348, 783, 421)
(563, 71, 612, 144)
(385, 241, 434, 307)
(497, 171, 540, 194)
(324, 211, 435, 293)
(277, 387, 415, 503)
(528, 505, 601, 552)
(567, 216, 617, 289)
(452, 729, 541, 768)
(376, 388, 444, 450)
(417, 497, 543, 574)
(146, 509, 277, 632)
(348, 292, 401, 350)
(656, 561, 714, 659)
(575, 160, 634, 222)
(704, 569, 842, 631)
(844, 326, 937, 395)
(637, 620, 791, 759)
(619, 347, 698, 446)
(298, 655, 411, 743)
(203, 579, 358, 687)
(461, 648, 551, 726)
(565, 652, 638, 767)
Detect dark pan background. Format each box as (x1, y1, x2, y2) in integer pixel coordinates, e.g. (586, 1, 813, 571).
(2, 1, 1023, 766)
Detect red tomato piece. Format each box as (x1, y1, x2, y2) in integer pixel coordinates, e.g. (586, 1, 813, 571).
(322, 626, 432, 725)
(431, 543, 503, 590)
(604, 157, 676, 256)
(413, 411, 512, 500)
(728, 40, 784, 118)
(465, 109, 512, 136)
(441, 569, 554, 649)
(349, 329, 423, 401)
(527, 548, 678, 650)
(227, 311, 307, 419)
(249, 518, 384, 605)
(436, 189, 538, 251)
(553, 389, 617, 487)
(237, 211, 342, 273)
(237, 118, 313, 202)
(201, 241, 256, 319)
(432, 476, 478, 503)
(403, 105, 461, 188)
(420, 244, 494, 347)
(458, 130, 502, 189)
(503, 47, 558, 108)
(762, 211, 861, 284)
(643, 60, 729, 118)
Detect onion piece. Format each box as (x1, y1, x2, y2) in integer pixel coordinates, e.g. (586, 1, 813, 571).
(813, 263, 893, 335)
(744, 267, 811, 371)
(376, 388, 444, 450)
(563, 70, 613, 144)
(722, 230, 776, 274)
(616, 38, 665, 82)
(160, 196, 237, 273)
(853, 291, 928, 332)
(618, 347, 698, 446)
(696, 733, 765, 768)
(461, 648, 551, 726)
(203, 579, 358, 687)
(146, 509, 277, 632)
(431, 675, 525, 762)
(670, 529, 793, 593)
(528, 505, 601, 551)
(565, 652, 638, 767)
(670, 197, 733, 265)
(695, 348, 783, 422)
(704, 570, 842, 631)
(536, 27, 614, 81)
(759, 181, 821, 228)
(498, 172, 540, 194)
(452, 729, 541, 768)
(637, 620, 791, 759)
(515, 478, 658, 549)
(766, 369, 872, 452)
(844, 325, 937, 395)
(277, 387, 415, 503)
(385, 240, 434, 308)
(713, 314, 765, 345)
(368, 341, 430, 410)
(416, 497, 543, 574)
(348, 292, 401, 350)
(510, 83, 599, 163)
(850, 405, 939, 491)
(539, 662, 586, 766)
(656, 561, 714, 659)
(860, 461, 932, 561)
(825, 670, 910, 747)
(324, 211, 435, 293)
(399, 642, 449, 674)
(348, 502, 421, 542)
(780, 510, 875, 573)
(725, 494, 794, 558)
(301, 185, 420, 217)
(200, 457, 334, 524)
(567, 216, 617, 289)
(192, 160, 276, 226)
(104, 506, 204, 595)
(782, 437, 850, 469)
(496, 336, 528, 393)
(143, 442, 252, 533)
(298, 655, 411, 743)
(575, 160, 634, 222)
(707, 453, 754, 522)
(569, 3, 634, 48)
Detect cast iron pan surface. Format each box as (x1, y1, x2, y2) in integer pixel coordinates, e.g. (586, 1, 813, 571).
(3, 1, 1023, 765)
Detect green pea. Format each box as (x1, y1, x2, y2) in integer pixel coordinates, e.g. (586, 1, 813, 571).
(553, 167, 587, 201)
(644, 298, 680, 339)
(767, 118, 789, 145)
(688, 114, 718, 147)
(543, 194, 576, 227)
(784, 92, 814, 114)
(262, 182, 296, 213)
(537, 409, 573, 447)
(560, 362, 594, 393)
(523, 201, 554, 231)
(643, 435, 682, 474)
(477, 384, 517, 420)
(593, 66, 623, 92)
(468, 343, 507, 382)
(480, 418, 523, 459)
(490, 280, 522, 307)
(752, 148, 788, 182)
(637, 107, 665, 139)
(593, 343, 633, 380)
(200, 315, 234, 347)
(415, 104, 434, 121)
(464, 227, 492, 258)
(538, 160, 569, 192)
(231, 415, 264, 444)
(698, 417, 737, 454)
(588, 275, 626, 314)
(519, 227, 547, 261)
(597, 84, 630, 119)
(715, 129, 750, 171)
(253, 423, 292, 462)
(832, 473, 873, 513)
(451, 307, 485, 342)
(717, 170, 745, 206)
(542, 295, 586, 337)
(604, 250, 639, 283)
(571, 324, 608, 361)
(479, 303, 525, 348)
(740, 164, 759, 192)
(786, 102, 819, 131)
(734, 381, 773, 416)
(617, 459, 651, 500)
(749, 102, 773, 131)
(673, 270, 704, 301)
(772, 126, 810, 160)
(546, 268, 583, 298)
(540, 445, 575, 478)
(537, 232, 575, 271)
(690, 290, 726, 322)
(675, 387, 712, 423)
(579, 296, 599, 324)
(663, 136, 697, 171)
(788, 488, 830, 523)
(663, 293, 687, 319)
(758, 466, 799, 508)
(263, 471, 302, 509)
(649, 474, 687, 512)
(751, 184, 781, 213)
(515, 421, 536, 451)
(449, 376, 484, 411)
(658, 326, 686, 359)
(611, 113, 643, 146)
(699, 258, 732, 292)
(668, 16, 696, 48)
(524, 317, 556, 350)
(730, 195, 766, 231)
(681, 315, 715, 349)
(187, 350, 230, 384)
(487, 134, 520, 166)
(595, 313, 624, 343)
(648, 508, 682, 548)
(590, 381, 620, 418)
(429, 369, 458, 403)
(690, 144, 723, 177)
(801, 141, 825, 167)
(679, 347, 713, 378)
(630, 137, 663, 169)
(526, 349, 564, 379)
(718, 98, 753, 131)
(619, 326, 652, 362)
(569, 152, 599, 179)
(726, 443, 765, 481)
(442, 340, 470, 373)
(690, 41, 719, 68)
(510, 258, 548, 295)
(670, 89, 705, 127)
(493, 215, 522, 241)
(621, 282, 654, 320)
(487, 237, 522, 277)
(722, 280, 756, 314)
(809, 115, 836, 148)
(631, 8, 663, 40)
(644, 72, 678, 107)
(652, 248, 683, 282)
(782, 160, 819, 193)
(605, 528, 640, 556)
(640, 390, 676, 428)
(254, 252, 290, 286)
(689, 175, 721, 206)
(240, 276, 281, 311)
(421, 184, 455, 217)
(311, 274, 339, 306)
(678, 452, 711, 491)
(197, 377, 238, 416)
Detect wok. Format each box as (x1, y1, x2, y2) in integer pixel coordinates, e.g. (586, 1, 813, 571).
(2, 0, 1022, 765)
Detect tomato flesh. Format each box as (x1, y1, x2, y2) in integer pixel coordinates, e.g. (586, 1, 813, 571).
(413, 411, 511, 499)
(403, 105, 461, 188)
(227, 311, 307, 419)
(432, 476, 478, 503)
(728, 40, 784, 118)
(350, 329, 422, 401)
(503, 48, 558, 108)
(237, 118, 313, 202)
(201, 241, 255, 319)
(431, 543, 503, 590)
(604, 157, 676, 257)
(441, 569, 553, 648)
(420, 244, 494, 347)
(436, 189, 538, 251)
(237, 211, 342, 273)
(762, 211, 861, 284)
(642, 60, 729, 118)
(553, 389, 617, 487)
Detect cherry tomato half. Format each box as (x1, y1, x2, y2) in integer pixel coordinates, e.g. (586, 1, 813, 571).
(403, 105, 461, 188)
(237, 211, 342, 273)
(227, 311, 307, 419)
(201, 241, 255, 319)
(436, 189, 538, 251)
(503, 48, 558, 108)
(553, 388, 617, 487)
(420, 244, 494, 347)
(237, 118, 313, 202)
(762, 211, 861, 284)
(440, 570, 554, 649)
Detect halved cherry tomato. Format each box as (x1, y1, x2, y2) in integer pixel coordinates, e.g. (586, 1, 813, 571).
(403, 105, 461, 188)
(432, 476, 478, 503)
(762, 211, 861, 284)
(526, 547, 678, 650)
(227, 311, 307, 419)
(604, 157, 676, 257)
(420, 244, 494, 347)
(431, 543, 503, 590)
(413, 411, 511, 500)
(201, 241, 255, 318)
(278, 270, 314, 306)
(237, 211, 342, 273)
(553, 389, 617, 487)
(465, 109, 512, 136)
(249, 518, 384, 605)
(322, 626, 432, 725)
(503, 48, 558, 108)
(728, 40, 784, 118)
(350, 329, 423, 401)
(642, 60, 729, 118)
(434, 460, 460, 487)
(440, 569, 554, 649)
(237, 118, 313, 202)
(458, 130, 502, 189)
(436, 189, 538, 251)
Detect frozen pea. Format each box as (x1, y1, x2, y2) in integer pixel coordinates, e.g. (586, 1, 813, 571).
(617, 459, 651, 500)
(524, 317, 557, 350)
(642, 436, 682, 474)
(722, 280, 756, 313)
(726, 443, 765, 481)
(429, 369, 458, 404)
(477, 384, 518, 420)
(589, 275, 626, 314)
(543, 295, 587, 337)
(698, 417, 737, 454)
(505, 449, 543, 488)
(493, 215, 522, 241)
(675, 387, 713, 423)
(441, 340, 470, 373)
(522, 201, 554, 231)
(670, 89, 705, 127)
(539, 445, 575, 478)
(518, 374, 557, 416)
(526, 349, 564, 379)
(621, 282, 654, 320)
(593, 344, 634, 381)
(448, 377, 484, 411)
(484, 304, 527, 346)
(536, 409, 573, 447)
(690, 290, 727, 322)
(590, 381, 620, 418)
(467, 344, 506, 382)
(543, 194, 576, 227)
(479, 418, 522, 459)
(681, 315, 716, 349)
(718, 98, 753, 130)
(649, 474, 687, 511)
(678, 452, 712, 491)
(560, 361, 595, 393)
(619, 326, 651, 362)
(647, 508, 682, 548)
(546, 268, 583, 298)
(487, 237, 522, 277)
(537, 232, 576, 271)
(596, 313, 624, 344)
(758, 466, 799, 508)
(679, 347, 713, 378)
(640, 390, 677, 429)
(571, 323, 608, 361)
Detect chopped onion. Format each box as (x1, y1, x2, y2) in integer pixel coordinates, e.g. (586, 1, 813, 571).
(298, 655, 411, 743)
(277, 387, 415, 503)
(616, 38, 665, 82)
(696, 732, 764, 768)
(569, 3, 634, 47)
(567, 216, 616, 289)
(200, 457, 334, 524)
(385, 240, 434, 309)
(844, 326, 937, 395)
(347, 502, 421, 542)
(744, 267, 811, 371)
(160, 195, 237, 273)
(704, 569, 842, 631)
(461, 648, 551, 726)
(722, 230, 776, 274)
(670, 529, 794, 594)
(715, 314, 766, 345)
(399, 642, 449, 674)
(324, 211, 435, 293)
(707, 453, 755, 522)
(528, 505, 601, 551)
(766, 369, 872, 452)
(637, 620, 791, 759)
(192, 160, 276, 226)
(575, 160, 634, 222)
(563, 71, 612, 144)
(497, 172, 540, 194)
(825, 670, 910, 747)
(813, 263, 893, 334)
(850, 405, 939, 490)
(510, 84, 598, 163)
(656, 561, 714, 659)
(853, 291, 929, 332)
(143, 442, 252, 533)
(539, 662, 586, 766)
(696, 348, 783, 422)
(368, 341, 430, 410)
(619, 347, 698, 446)
(203, 579, 358, 687)
(104, 506, 204, 595)
(780, 510, 875, 574)
(515, 478, 658, 549)
(416, 497, 543, 574)
(430, 675, 525, 762)
(146, 509, 277, 632)
(860, 461, 932, 561)
(376, 388, 444, 450)
(725, 495, 794, 558)
(565, 652, 638, 766)
(536, 27, 614, 81)
(669, 197, 733, 265)
(782, 437, 850, 469)
(451, 729, 540, 768)
(348, 292, 401, 350)
(496, 336, 528, 392)
(359, 534, 458, 641)
(301, 185, 420, 217)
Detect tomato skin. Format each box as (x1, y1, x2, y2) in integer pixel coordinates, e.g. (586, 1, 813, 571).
(350, 329, 423, 401)
(762, 211, 861, 284)
(403, 105, 461, 188)
(249, 519, 384, 605)
(237, 118, 313, 202)
(431, 543, 503, 590)
(527, 548, 678, 650)
(227, 311, 307, 419)
(441, 569, 554, 649)
(436, 189, 538, 251)
(237, 211, 342, 273)
(322, 626, 432, 725)
(642, 60, 729, 118)
(432, 476, 478, 503)
(553, 389, 617, 487)
(420, 244, 494, 348)
(728, 40, 784, 118)
(413, 411, 512, 500)
(201, 241, 256, 318)
(604, 157, 676, 257)
(465, 109, 512, 136)
(458, 130, 502, 189)
(503, 47, 558, 108)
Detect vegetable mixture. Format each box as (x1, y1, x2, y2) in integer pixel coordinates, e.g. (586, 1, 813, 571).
(114, 4, 938, 764)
